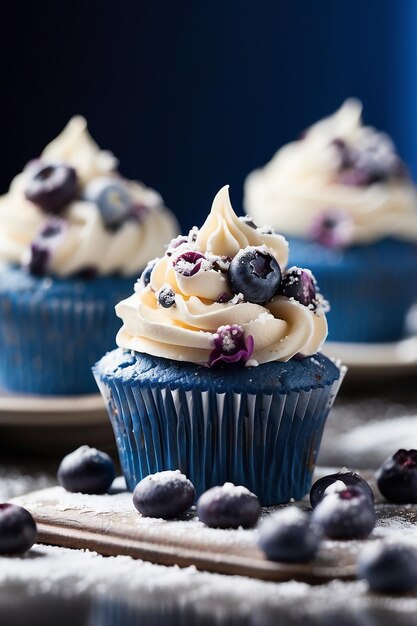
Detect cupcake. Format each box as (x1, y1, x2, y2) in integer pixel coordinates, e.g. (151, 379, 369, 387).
(0, 117, 178, 395)
(244, 100, 417, 343)
(94, 186, 344, 505)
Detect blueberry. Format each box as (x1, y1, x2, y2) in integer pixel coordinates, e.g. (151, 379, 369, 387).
(358, 542, 417, 594)
(27, 245, 49, 277)
(309, 208, 353, 248)
(258, 507, 321, 563)
(310, 470, 374, 509)
(239, 216, 258, 229)
(26, 219, 66, 277)
(166, 235, 189, 256)
(158, 286, 176, 308)
(137, 259, 158, 290)
(84, 177, 132, 228)
(228, 247, 281, 304)
(173, 251, 206, 277)
(211, 256, 232, 273)
(133, 470, 195, 519)
(197, 483, 261, 529)
(312, 485, 376, 539)
(57, 445, 115, 495)
(279, 267, 317, 307)
(333, 132, 403, 186)
(376, 449, 417, 504)
(24, 161, 78, 214)
(208, 325, 254, 367)
(0, 503, 37, 555)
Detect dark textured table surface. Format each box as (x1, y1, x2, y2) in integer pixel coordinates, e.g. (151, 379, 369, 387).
(1, 373, 417, 626)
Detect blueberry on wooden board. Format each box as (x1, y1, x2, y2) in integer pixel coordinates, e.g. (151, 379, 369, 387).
(133, 470, 195, 519)
(258, 507, 321, 563)
(197, 483, 261, 529)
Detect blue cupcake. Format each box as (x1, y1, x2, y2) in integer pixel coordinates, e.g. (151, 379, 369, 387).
(244, 99, 417, 343)
(0, 117, 178, 395)
(94, 186, 344, 505)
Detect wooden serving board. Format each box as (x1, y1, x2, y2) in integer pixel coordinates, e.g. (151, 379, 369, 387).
(13, 486, 360, 585)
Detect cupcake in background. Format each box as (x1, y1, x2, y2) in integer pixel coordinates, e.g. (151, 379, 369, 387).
(0, 117, 178, 395)
(244, 100, 417, 343)
(94, 186, 344, 505)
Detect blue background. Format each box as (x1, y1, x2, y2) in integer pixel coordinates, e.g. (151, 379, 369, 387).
(1, 0, 416, 231)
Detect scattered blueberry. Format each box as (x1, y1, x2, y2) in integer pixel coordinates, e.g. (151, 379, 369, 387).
(228, 246, 281, 304)
(158, 286, 176, 308)
(173, 251, 206, 277)
(358, 542, 417, 594)
(133, 470, 195, 519)
(57, 445, 115, 495)
(0, 503, 37, 555)
(376, 449, 417, 504)
(312, 485, 376, 539)
(309, 208, 353, 248)
(84, 177, 132, 228)
(258, 507, 321, 563)
(279, 267, 317, 307)
(24, 161, 78, 214)
(310, 470, 374, 509)
(209, 325, 254, 367)
(197, 483, 261, 529)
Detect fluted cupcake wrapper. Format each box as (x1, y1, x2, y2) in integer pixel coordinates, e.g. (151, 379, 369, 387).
(94, 362, 344, 505)
(0, 290, 123, 395)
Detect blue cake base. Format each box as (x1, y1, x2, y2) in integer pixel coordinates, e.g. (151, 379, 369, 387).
(94, 348, 342, 505)
(287, 237, 417, 343)
(0, 266, 135, 395)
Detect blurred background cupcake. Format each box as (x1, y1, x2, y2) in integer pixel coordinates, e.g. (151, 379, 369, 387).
(244, 100, 417, 343)
(94, 186, 344, 505)
(0, 117, 179, 395)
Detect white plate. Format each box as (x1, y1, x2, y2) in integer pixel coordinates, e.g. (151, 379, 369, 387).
(323, 337, 417, 377)
(0, 392, 107, 426)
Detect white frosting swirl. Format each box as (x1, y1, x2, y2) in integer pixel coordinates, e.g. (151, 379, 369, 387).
(244, 99, 417, 244)
(0, 117, 178, 277)
(116, 186, 328, 365)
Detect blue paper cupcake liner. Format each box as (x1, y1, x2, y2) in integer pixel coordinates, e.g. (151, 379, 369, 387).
(94, 350, 344, 505)
(288, 237, 417, 343)
(0, 266, 134, 395)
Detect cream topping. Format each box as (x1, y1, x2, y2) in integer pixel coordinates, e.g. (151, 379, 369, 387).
(0, 117, 178, 277)
(244, 99, 417, 244)
(116, 186, 328, 366)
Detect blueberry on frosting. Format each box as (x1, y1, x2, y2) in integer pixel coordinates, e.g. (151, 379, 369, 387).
(158, 286, 176, 308)
(279, 267, 317, 308)
(173, 251, 207, 277)
(228, 247, 282, 304)
(333, 131, 404, 186)
(84, 177, 132, 229)
(26, 219, 67, 277)
(309, 208, 353, 248)
(24, 161, 78, 214)
(209, 325, 254, 367)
